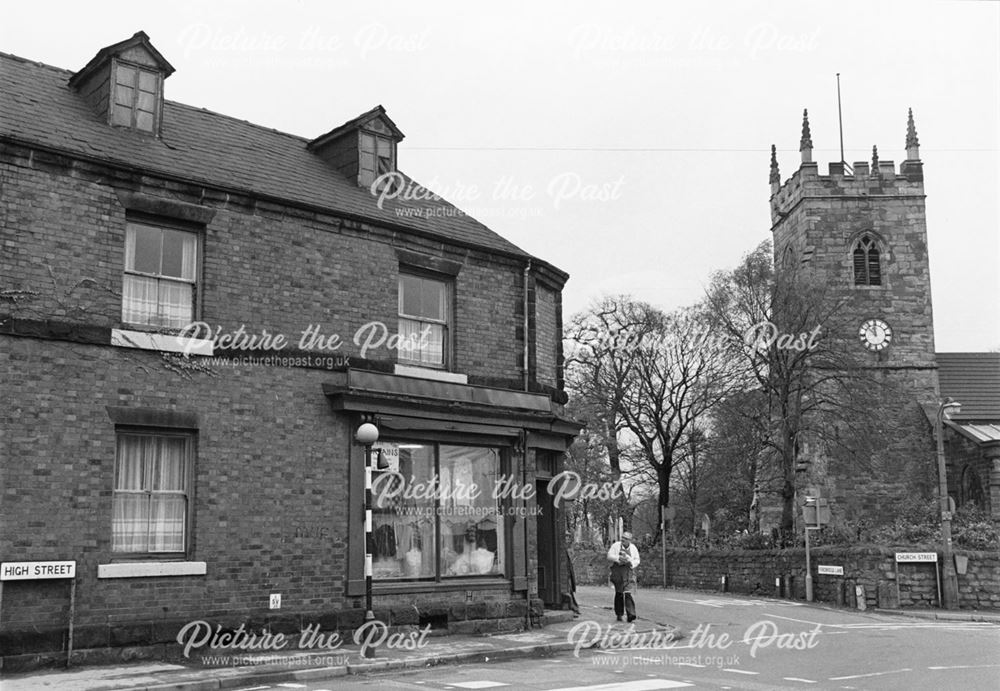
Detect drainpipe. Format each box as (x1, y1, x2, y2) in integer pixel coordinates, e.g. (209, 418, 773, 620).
(521, 430, 532, 628)
(523, 260, 531, 392)
(522, 262, 531, 625)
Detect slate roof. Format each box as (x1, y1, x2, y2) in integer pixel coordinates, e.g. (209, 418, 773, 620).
(0, 50, 553, 266)
(937, 352, 1000, 422)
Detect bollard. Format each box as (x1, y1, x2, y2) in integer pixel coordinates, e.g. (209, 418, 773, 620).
(720, 575, 728, 593)
(775, 576, 782, 598)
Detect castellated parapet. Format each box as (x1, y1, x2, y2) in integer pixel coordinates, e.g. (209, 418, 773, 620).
(770, 158, 925, 227)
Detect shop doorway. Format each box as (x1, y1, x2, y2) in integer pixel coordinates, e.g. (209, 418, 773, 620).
(535, 478, 559, 606)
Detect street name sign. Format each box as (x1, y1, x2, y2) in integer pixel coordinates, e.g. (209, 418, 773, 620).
(1, 560, 77, 580)
(895, 552, 937, 563)
(817, 565, 844, 575)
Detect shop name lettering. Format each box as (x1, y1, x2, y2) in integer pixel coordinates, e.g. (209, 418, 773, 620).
(373, 470, 620, 508)
(177, 620, 430, 658)
(178, 322, 432, 358)
(567, 620, 822, 658)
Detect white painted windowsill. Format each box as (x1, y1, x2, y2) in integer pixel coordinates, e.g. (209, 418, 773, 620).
(111, 329, 213, 356)
(97, 561, 207, 579)
(393, 364, 468, 384)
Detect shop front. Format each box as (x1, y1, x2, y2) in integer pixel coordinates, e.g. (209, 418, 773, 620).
(324, 368, 578, 630)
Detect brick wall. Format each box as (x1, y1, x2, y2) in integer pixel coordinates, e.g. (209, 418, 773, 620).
(535, 285, 559, 388)
(0, 143, 535, 383)
(0, 134, 567, 666)
(573, 547, 1000, 610)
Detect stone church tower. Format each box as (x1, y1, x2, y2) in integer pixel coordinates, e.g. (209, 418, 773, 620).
(765, 109, 940, 530)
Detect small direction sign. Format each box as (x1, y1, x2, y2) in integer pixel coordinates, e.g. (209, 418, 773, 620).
(1, 560, 77, 581)
(817, 565, 844, 576)
(895, 552, 938, 563)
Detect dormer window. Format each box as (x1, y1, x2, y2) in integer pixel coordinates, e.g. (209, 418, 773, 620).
(112, 61, 161, 133)
(307, 105, 404, 191)
(69, 31, 174, 138)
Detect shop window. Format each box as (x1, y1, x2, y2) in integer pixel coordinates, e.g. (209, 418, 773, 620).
(371, 442, 504, 580)
(112, 432, 193, 553)
(122, 221, 198, 328)
(398, 272, 450, 368)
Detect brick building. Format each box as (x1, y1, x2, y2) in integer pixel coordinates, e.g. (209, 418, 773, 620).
(766, 109, 999, 530)
(0, 32, 578, 666)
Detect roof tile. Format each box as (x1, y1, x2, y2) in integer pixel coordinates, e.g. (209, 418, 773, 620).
(0, 51, 540, 262)
(937, 352, 1000, 422)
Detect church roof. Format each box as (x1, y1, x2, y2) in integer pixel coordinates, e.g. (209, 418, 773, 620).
(937, 352, 1000, 422)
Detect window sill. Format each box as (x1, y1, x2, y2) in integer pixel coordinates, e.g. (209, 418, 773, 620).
(97, 561, 207, 579)
(373, 577, 510, 595)
(111, 328, 213, 356)
(394, 364, 468, 385)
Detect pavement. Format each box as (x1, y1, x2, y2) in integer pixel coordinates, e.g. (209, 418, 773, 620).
(3, 588, 998, 691)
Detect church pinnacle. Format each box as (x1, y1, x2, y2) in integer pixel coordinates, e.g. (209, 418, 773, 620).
(769, 144, 781, 191)
(799, 109, 813, 163)
(906, 108, 920, 160)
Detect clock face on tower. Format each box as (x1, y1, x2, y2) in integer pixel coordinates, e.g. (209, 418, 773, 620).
(859, 318, 893, 351)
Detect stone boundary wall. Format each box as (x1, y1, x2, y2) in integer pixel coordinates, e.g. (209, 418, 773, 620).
(572, 547, 1000, 610)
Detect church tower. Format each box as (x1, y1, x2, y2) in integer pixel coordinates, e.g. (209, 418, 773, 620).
(766, 109, 940, 528)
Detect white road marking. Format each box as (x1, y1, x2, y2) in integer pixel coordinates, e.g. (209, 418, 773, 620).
(829, 668, 912, 680)
(549, 680, 693, 690)
(277, 685, 307, 689)
(722, 668, 759, 675)
(783, 677, 817, 683)
(764, 613, 999, 632)
(927, 664, 1000, 670)
(659, 597, 802, 608)
(444, 683, 510, 689)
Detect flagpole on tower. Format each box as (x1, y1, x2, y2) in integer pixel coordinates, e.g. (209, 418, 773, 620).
(837, 73, 848, 171)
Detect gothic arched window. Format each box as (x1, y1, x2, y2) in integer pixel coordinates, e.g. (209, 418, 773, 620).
(853, 235, 882, 286)
(961, 466, 984, 508)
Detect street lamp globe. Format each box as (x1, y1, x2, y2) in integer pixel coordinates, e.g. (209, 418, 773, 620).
(356, 422, 379, 445)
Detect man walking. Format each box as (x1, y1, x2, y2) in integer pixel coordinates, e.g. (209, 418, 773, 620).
(607, 531, 640, 622)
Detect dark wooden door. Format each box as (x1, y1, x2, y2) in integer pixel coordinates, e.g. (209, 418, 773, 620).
(535, 479, 558, 606)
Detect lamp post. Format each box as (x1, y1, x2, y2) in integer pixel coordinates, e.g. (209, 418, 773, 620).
(356, 421, 379, 656)
(935, 397, 961, 610)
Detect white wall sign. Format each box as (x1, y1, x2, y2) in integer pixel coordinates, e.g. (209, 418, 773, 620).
(895, 552, 938, 563)
(817, 565, 844, 575)
(374, 443, 400, 472)
(1, 561, 77, 580)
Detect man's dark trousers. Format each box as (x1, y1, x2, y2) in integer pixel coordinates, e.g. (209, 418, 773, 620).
(614, 591, 636, 620)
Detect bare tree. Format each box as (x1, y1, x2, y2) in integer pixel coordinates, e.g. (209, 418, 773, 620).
(617, 304, 738, 531)
(704, 241, 887, 541)
(564, 297, 657, 484)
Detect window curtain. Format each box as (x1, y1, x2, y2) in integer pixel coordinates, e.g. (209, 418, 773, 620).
(122, 275, 158, 325)
(398, 319, 444, 366)
(159, 281, 193, 328)
(113, 435, 187, 553)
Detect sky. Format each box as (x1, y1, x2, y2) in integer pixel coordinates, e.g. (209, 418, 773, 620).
(3, 1, 998, 352)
